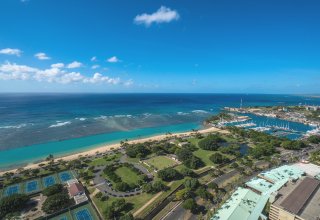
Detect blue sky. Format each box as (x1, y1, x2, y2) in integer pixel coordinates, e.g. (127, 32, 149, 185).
(0, 0, 319, 93)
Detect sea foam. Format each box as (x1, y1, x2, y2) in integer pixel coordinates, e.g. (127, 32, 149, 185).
(0, 123, 28, 129)
(192, 110, 209, 114)
(49, 121, 71, 128)
(177, 112, 189, 116)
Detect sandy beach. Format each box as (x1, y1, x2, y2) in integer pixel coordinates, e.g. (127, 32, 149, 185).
(0, 126, 226, 175)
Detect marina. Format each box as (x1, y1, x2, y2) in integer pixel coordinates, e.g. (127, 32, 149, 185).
(222, 113, 314, 140)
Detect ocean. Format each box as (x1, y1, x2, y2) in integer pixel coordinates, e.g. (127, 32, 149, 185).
(0, 93, 319, 170)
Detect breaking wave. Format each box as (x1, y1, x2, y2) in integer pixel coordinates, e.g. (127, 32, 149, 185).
(0, 123, 28, 129)
(49, 121, 71, 128)
(192, 110, 209, 114)
(177, 112, 189, 116)
(76, 117, 87, 121)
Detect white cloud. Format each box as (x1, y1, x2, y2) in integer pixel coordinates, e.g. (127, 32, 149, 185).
(134, 6, 180, 26)
(34, 52, 50, 60)
(91, 56, 97, 62)
(83, 73, 120, 84)
(0, 62, 36, 80)
(107, 56, 120, 63)
(0, 62, 123, 85)
(91, 65, 100, 69)
(51, 63, 64, 68)
(67, 61, 83, 69)
(124, 79, 133, 86)
(0, 48, 22, 56)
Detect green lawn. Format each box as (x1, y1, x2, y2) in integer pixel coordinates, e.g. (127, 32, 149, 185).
(136, 179, 184, 219)
(115, 166, 141, 185)
(125, 193, 155, 212)
(187, 137, 200, 146)
(88, 153, 121, 167)
(193, 149, 215, 166)
(93, 192, 154, 218)
(144, 156, 178, 170)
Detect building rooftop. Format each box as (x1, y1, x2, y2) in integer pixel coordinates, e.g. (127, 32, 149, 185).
(281, 177, 320, 214)
(212, 165, 307, 220)
(258, 165, 304, 183)
(211, 187, 263, 220)
(272, 177, 320, 220)
(292, 162, 320, 177)
(245, 177, 287, 196)
(68, 182, 85, 197)
(246, 178, 273, 194)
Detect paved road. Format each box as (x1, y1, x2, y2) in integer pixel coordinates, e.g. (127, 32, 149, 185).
(162, 203, 188, 220)
(279, 144, 320, 162)
(210, 169, 239, 186)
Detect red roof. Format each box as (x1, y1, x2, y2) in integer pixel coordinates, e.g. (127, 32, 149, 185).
(68, 183, 85, 197)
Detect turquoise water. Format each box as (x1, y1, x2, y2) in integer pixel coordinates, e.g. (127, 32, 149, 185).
(0, 122, 200, 170)
(0, 94, 319, 170)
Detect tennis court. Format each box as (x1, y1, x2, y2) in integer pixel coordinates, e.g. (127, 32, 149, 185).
(4, 184, 20, 196)
(43, 175, 56, 187)
(25, 180, 40, 193)
(71, 203, 98, 220)
(75, 208, 93, 220)
(59, 171, 73, 183)
(49, 214, 71, 220)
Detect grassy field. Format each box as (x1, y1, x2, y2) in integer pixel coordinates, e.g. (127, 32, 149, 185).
(93, 193, 154, 218)
(88, 153, 121, 167)
(193, 148, 214, 166)
(136, 179, 184, 219)
(115, 166, 142, 185)
(144, 156, 178, 170)
(125, 193, 155, 212)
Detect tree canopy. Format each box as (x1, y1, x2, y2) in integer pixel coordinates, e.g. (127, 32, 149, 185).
(198, 134, 225, 151)
(42, 184, 64, 196)
(42, 193, 71, 214)
(175, 148, 204, 169)
(158, 168, 181, 181)
(209, 152, 229, 164)
(308, 135, 320, 144)
(182, 198, 198, 212)
(0, 194, 29, 219)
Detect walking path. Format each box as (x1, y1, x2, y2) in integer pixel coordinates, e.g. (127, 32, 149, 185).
(134, 182, 174, 217)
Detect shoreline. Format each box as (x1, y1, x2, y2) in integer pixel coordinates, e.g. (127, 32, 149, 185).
(0, 126, 226, 175)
